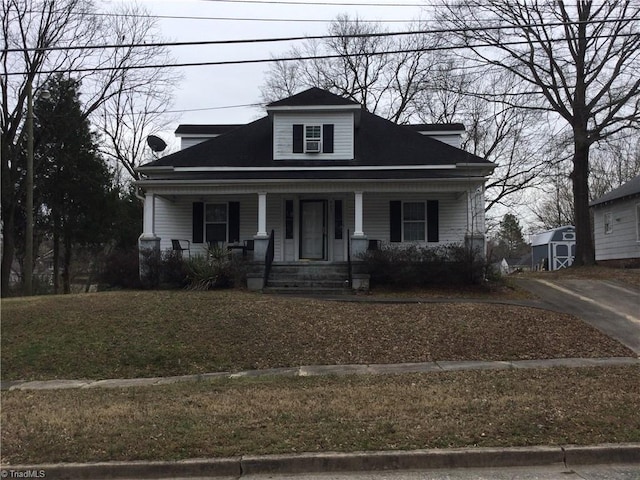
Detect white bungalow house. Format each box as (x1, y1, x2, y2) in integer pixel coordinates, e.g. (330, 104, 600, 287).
(137, 88, 495, 291)
(590, 175, 640, 267)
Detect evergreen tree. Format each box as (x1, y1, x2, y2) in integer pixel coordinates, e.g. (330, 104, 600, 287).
(494, 213, 528, 259)
(33, 74, 115, 293)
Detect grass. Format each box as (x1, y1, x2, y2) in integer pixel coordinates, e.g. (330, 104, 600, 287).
(1, 290, 633, 381)
(524, 264, 640, 288)
(2, 366, 639, 464)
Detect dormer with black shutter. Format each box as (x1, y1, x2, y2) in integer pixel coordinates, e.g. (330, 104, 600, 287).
(267, 87, 361, 161)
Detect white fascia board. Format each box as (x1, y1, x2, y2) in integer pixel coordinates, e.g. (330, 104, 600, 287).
(137, 179, 488, 199)
(172, 165, 457, 172)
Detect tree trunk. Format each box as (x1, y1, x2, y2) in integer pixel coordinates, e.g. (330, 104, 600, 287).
(1, 206, 16, 297)
(63, 233, 72, 294)
(571, 135, 596, 266)
(53, 222, 60, 295)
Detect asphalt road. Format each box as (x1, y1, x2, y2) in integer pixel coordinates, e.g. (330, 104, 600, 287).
(164, 463, 640, 479)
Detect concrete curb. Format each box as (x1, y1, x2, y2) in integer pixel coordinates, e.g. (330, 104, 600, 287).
(3, 357, 639, 391)
(4, 444, 639, 479)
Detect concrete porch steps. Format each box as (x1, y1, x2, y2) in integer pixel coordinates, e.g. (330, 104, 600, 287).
(264, 262, 353, 295)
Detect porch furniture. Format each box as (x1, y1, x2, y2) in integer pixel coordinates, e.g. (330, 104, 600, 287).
(226, 239, 255, 258)
(171, 239, 191, 258)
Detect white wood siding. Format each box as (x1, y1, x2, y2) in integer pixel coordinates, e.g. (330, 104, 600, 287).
(154, 194, 257, 256)
(418, 132, 462, 148)
(272, 112, 354, 160)
(362, 192, 468, 245)
(593, 198, 640, 260)
(150, 191, 474, 260)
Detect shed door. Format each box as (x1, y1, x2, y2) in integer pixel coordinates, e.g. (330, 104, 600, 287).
(552, 242, 574, 270)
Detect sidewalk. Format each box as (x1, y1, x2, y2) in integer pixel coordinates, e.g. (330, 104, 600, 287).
(3, 356, 638, 391)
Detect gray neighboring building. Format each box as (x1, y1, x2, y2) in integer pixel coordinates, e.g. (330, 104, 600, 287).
(531, 226, 576, 271)
(590, 175, 640, 267)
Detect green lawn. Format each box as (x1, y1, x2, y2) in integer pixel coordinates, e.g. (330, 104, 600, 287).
(1, 290, 633, 381)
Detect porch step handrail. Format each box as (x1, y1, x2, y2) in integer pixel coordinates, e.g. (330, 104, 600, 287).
(264, 229, 275, 287)
(347, 229, 352, 288)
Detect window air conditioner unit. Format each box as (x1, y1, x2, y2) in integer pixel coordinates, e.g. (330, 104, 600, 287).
(306, 140, 321, 153)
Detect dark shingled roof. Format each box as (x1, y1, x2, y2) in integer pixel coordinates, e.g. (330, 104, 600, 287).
(590, 175, 640, 207)
(267, 87, 360, 107)
(141, 88, 492, 180)
(405, 123, 465, 132)
(175, 124, 243, 135)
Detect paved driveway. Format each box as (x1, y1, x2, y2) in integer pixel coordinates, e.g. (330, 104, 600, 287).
(515, 277, 640, 356)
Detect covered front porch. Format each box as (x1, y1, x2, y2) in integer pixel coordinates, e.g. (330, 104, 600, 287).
(138, 180, 487, 290)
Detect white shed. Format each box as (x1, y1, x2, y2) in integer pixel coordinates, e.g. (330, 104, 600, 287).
(530, 226, 576, 271)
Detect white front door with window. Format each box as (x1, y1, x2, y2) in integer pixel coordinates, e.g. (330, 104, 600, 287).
(300, 200, 326, 259)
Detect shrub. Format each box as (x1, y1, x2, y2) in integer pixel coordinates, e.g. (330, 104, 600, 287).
(101, 248, 142, 289)
(184, 244, 248, 290)
(359, 243, 486, 287)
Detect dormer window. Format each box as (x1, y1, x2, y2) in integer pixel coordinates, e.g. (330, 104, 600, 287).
(293, 124, 334, 154)
(305, 125, 321, 152)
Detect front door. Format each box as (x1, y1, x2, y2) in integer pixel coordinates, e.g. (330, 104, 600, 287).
(300, 200, 326, 259)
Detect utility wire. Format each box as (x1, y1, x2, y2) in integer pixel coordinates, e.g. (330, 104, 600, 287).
(90, 12, 421, 23)
(5, 32, 637, 76)
(3, 17, 637, 54)
(196, 0, 426, 6)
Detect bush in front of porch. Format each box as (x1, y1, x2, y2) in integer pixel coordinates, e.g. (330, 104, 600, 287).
(101, 245, 249, 291)
(359, 243, 487, 288)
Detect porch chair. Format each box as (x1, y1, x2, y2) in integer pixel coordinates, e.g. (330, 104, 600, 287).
(171, 239, 191, 258)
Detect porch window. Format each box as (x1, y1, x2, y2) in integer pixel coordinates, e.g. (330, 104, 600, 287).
(206, 203, 227, 244)
(285, 200, 294, 239)
(403, 202, 426, 241)
(604, 212, 613, 234)
(334, 200, 343, 239)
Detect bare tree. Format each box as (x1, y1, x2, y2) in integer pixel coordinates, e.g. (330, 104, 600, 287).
(262, 16, 442, 123)
(416, 66, 553, 213)
(262, 19, 554, 216)
(439, 0, 640, 266)
(1, 0, 178, 293)
(94, 4, 180, 182)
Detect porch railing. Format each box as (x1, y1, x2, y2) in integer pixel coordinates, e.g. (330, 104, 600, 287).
(347, 229, 352, 288)
(263, 229, 275, 287)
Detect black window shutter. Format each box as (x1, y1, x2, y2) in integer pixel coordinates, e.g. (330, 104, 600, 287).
(192, 202, 204, 243)
(228, 201, 240, 243)
(322, 124, 334, 153)
(293, 124, 304, 153)
(390, 201, 402, 242)
(427, 200, 439, 242)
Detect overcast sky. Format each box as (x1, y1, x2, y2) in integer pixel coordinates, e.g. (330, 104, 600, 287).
(106, 0, 428, 129)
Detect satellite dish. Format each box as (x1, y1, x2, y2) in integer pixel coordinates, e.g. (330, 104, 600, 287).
(146, 135, 167, 153)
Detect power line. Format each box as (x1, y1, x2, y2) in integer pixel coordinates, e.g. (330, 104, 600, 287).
(89, 12, 422, 23)
(5, 32, 637, 76)
(3, 17, 637, 54)
(196, 0, 426, 6)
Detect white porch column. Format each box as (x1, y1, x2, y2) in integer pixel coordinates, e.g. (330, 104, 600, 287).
(138, 192, 160, 284)
(140, 193, 157, 240)
(257, 191, 268, 237)
(353, 191, 365, 237)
